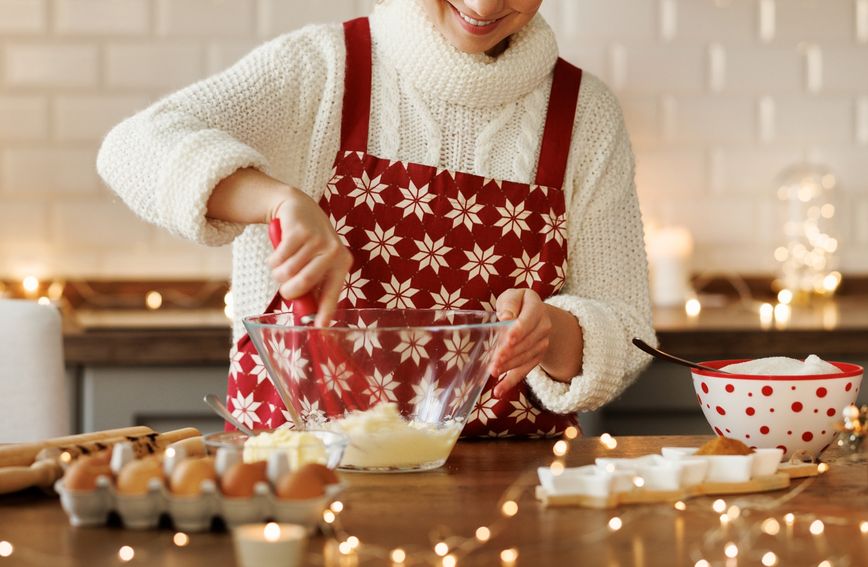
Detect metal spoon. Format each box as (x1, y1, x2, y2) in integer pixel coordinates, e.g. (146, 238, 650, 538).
(631, 338, 729, 374)
(203, 393, 256, 436)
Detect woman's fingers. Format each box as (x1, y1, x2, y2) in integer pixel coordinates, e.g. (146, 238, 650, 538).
(506, 290, 543, 345)
(277, 243, 344, 300)
(314, 249, 353, 327)
(493, 359, 541, 398)
(495, 288, 523, 321)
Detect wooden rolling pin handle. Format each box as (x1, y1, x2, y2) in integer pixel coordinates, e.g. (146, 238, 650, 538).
(0, 460, 63, 495)
(167, 436, 206, 458)
(0, 426, 153, 468)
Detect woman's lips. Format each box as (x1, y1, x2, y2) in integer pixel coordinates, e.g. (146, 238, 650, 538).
(448, 2, 505, 36)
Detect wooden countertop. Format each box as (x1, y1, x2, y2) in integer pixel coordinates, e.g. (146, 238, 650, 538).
(62, 297, 868, 366)
(0, 436, 865, 566)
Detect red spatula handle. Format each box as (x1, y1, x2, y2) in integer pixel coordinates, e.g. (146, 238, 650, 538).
(268, 218, 318, 319)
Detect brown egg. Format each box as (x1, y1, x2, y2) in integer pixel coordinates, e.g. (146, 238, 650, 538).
(64, 456, 112, 492)
(307, 463, 340, 486)
(116, 457, 164, 495)
(276, 465, 326, 500)
(220, 461, 267, 498)
(170, 457, 217, 496)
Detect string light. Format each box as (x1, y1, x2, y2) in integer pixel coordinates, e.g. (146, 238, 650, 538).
(600, 433, 617, 449)
(817, 562, 832, 567)
(145, 290, 163, 310)
(719, 513, 730, 525)
(475, 526, 491, 542)
(345, 536, 360, 550)
(500, 548, 518, 565)
(817, 463, 829, 474)
(726, 505, 741, 520)
(434, 542, 449, 557)
(501, 500, 518, 517)
(442, 554, 457, 567)
(564, 426, 579, 440)
(323, 510, 336, 524)
(777, 289, 793, 304)
(694, 561, 710, 567)
(37, 296, 51, 305)
(173, 532, 189, 547)
(22, 276, 39, 296)
(338, 541, 353, 555)
(674, 501, 686, 511)
(809, 520, 825, 535)
(762, 518, 781, 535)
(0, 541, 12, 558)
(759, 302, 774, 327)
(860, 521, 868, 534)
(712, 499, 727, 514)
(390, 548, 406, 563)
(224, 291, 234, 319)
(118, 546, 135, 562)
(264, 522, 281, 542)
(552, 440, 568, 457)
(724, 542, 738, 558)
(59, 451, 72, 464)
(632, 476, 645, 488)
(549, 461, 565, 475)
(685, 298, 701, 317)
(761, 551, 778, 566)
(330, 501, 344, 513)
(608, 517, 622, 531)
(784, 513, 796, 526)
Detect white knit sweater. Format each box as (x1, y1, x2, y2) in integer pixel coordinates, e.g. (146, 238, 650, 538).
(97, 0, 656, 415)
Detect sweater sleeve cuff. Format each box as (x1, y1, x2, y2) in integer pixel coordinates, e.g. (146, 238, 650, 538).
(156, 128, 271, 247)
(525, 294, 634, 415)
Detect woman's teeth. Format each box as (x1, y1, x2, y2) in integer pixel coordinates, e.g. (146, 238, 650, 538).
(457, 11, 497, 27)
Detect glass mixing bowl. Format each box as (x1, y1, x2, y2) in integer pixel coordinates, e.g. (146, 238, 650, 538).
(243, 309, 511, 472)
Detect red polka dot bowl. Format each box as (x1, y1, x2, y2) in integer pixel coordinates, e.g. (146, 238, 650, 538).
(691, 360, 863, 458)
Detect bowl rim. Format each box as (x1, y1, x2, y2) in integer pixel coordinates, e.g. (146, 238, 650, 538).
(202, 429, 350, 450)
(691, 359, 863, 380)
(243, 308, 516, 333)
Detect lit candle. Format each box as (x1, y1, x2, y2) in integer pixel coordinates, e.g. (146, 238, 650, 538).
(232, 523, 307, 567)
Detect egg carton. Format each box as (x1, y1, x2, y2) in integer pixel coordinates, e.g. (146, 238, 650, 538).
(54, 442, 342, 532)
(536, 447, 808, 509)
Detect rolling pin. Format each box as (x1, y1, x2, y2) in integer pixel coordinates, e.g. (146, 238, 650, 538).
(0, 428, 202, 495)
(0, 426, 154, 468)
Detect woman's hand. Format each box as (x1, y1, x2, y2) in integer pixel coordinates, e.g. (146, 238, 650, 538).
(490, 288, 552, 398)
(266, 188, 353, 327)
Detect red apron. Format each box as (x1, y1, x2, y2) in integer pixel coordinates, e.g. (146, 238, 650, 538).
(227, 18, 582, 438)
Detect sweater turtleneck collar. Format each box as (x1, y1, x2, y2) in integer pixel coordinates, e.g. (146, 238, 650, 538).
(369, 0, 559, 108)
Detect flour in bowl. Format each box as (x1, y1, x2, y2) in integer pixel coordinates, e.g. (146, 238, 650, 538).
(720, 355, 840, 376)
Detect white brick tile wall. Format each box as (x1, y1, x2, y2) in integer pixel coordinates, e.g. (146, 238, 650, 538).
(106, 43, 204, 89)
(53, 95, 151, 141)
(54, 0, 150, 36)
(1, 147, 100, 195)
(4, 44, 98, 88)
(1, 0, 867, 278)
(156, 0, 255, 37)
(0, 0, 46, 34)
(0, 96, 49, 141)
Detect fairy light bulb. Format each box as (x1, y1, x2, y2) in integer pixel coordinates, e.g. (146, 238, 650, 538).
(323, 510, 336, 524)
(762, 518, 781, 535)
(608, 517, 622, 531)
(712, 499, 727, 514)
(762, 551, 778, 566)
(330, 501, 344, 513)
(724, 542, 738, 558)
(501, 500, 518, 517)
(552, 440, 568, 457)
(726, 505, 741, 520)
(390, 548, 406, 563)
(817, 463, 829, 474)
(500, 548, 518, 565)
(550, 460, 565, 476)
(173, 532, 189, 547)
(860, 521, 868, 534)
(22, 275, 39, 296)
(719, 513, 730, 525)
(346, 536, 360, 550)
(264, 523, 281, 542)
(118, 546, 135, 562)
(809, 520, 825, 535)
(338, 541, 353, 555)
(0, 541, 12, 558)
(145, 290, 163, 310)
(434, 542, 449, 557)
(37, 296, 50, 305)
(442, 555, 457, 567)
(564, 426, 579, 440)
(674, 501, 686, 511)
(777, 289, 793, 304)
(784, 513, 795, 526)
(600, 433, 617, 449)
(685, 298, 701, 317)
(759, 302, 774, 326)
(694, 561, 710, 567)
(475, 526, 491, 542)
(632, 476, 645, 488)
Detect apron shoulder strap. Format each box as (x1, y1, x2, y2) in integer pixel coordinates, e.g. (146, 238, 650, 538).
(340, 17, 373, 152)
(534, 58, 583, 189)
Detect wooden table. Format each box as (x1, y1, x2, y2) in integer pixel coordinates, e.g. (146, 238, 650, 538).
(1, 436, 865, 566)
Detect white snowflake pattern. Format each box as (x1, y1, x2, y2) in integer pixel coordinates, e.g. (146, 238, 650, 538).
(268, 336, 308, 382)
(230, 391, 262, 429)
(462, 244, 501, 283)
(396, 181, 435, 220)
(348, 319, 381, 356)
(324, 171, 342, 198)
(229, 349, 245, 376)
(529, 426, 559, 439)
(443, 331, 473, 371)
(430, 287, 469, 310)
(361, 223, 401, 263)
(298, 397, 327, 426)
(347, 171, 388, 210)
(446, 378, 474, 412)
(469, 389, 498, 425)
(381, 276, 419, 309)
(493, 200, 531, 237)
(410, 373, 445, 408)
(249, 354, 268, 384)
(444, 191, 484, 230)
(487, 429, 514, 439)
(284, 348, 308, 383)
(508, 392, 539, 424)
(541, 211, 567, 245)
(394, 329, 432, 366)
(330, 213, 353, 246)
(509, 251, 543, 288)
(362, 368, 400, 404)
(340, 269, 369, 306)
(410, 234, 451, 273)
(552, 264, 566, 289)
(319, 359, 351, 394)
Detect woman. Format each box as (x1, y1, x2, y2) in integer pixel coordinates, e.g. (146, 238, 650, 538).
(97, 0, 656, 437)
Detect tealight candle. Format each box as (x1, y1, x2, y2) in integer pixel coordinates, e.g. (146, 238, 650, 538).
(233, 523, 307, 567)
